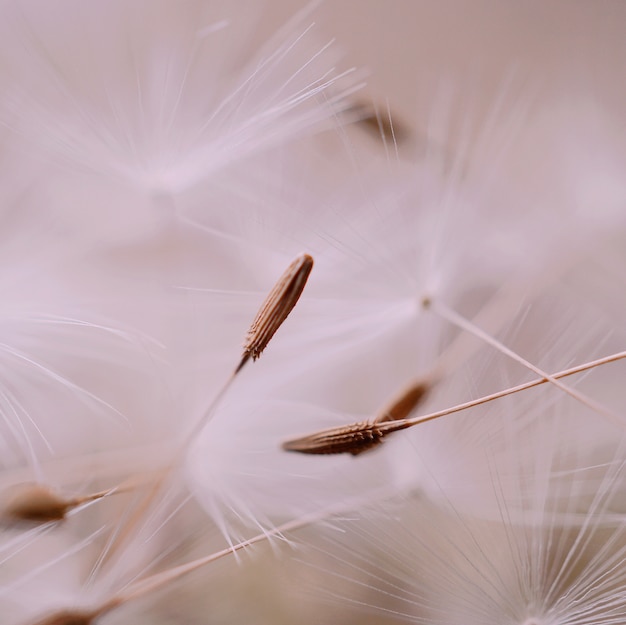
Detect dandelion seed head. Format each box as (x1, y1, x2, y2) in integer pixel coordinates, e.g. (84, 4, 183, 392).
(0, 0, 357, 244)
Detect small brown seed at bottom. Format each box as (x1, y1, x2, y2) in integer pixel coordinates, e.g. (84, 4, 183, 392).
(1, 483, 71, 524)
(28, 609, 96, 625)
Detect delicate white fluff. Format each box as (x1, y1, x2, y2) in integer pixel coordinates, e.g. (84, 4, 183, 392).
(0, 0, 358, 244)
(186, 395, 398, 539)
(294, 397, 626, 625)
(0, 2, 624, 624)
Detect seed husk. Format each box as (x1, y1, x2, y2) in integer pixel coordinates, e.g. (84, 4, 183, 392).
(374, 378, 431, 423)
(27, 609, 96, 625)
(237, 253, 314, 372)
(282, 419, 412, 456)
(1, 483, 114, 525)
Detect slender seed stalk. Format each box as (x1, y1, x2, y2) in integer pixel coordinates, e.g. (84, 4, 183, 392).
(25, 495, 370, 625)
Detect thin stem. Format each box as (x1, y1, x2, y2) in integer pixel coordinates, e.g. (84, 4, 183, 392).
(403, 349, 626, 429)
(93, 492, 382, 620)
(428, 299, 625, 428)
(89, 253, 315, 578)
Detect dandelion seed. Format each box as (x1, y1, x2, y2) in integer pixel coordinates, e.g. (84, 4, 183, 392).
(283, 351, 626, 456)
(237, 252, 314, 372)
(1, 483, 70, 525)
(1, 482, 118, 526)
(91, 252, 314, 568)
(282, 377, 431, 455)
(347, 99, 409, 145)
(282, 419, 413, 456)
(374, 378, 432, 424)
(283, 421, 385, 455)
(94, 250, 312, 569)
(28, 610, 97, 625)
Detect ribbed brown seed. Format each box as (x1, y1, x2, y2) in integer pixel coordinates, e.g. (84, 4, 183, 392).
(282, 418, 414, 456)
(283, 421, 387, 456)
(282, 378, 431, 457)
(237, 253, 314, 372)
(374, 379, 430, 424)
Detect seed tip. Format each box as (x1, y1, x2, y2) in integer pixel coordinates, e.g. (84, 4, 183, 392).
(239, 252, 314, 370)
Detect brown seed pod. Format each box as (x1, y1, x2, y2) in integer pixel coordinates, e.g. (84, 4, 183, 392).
(282, 418, 414, 456)
(282, 421, 386, 456)
(282, 376, 431, 457)
(1, 482, 115, 526)
(1, 483, 72, 524)
(237, 253, 314, 373)
(28, 610, 97, 625)
(374, 378, 431, 424)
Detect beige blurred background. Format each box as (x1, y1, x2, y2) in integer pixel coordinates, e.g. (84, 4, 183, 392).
(255, 1, 625, 133)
